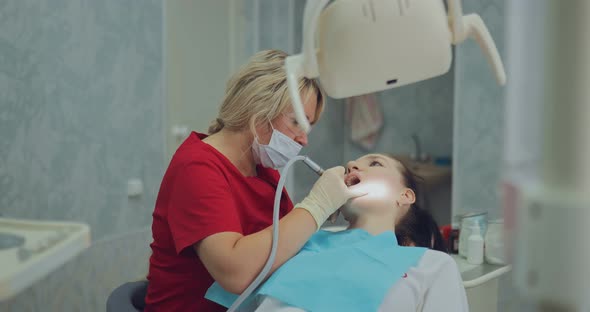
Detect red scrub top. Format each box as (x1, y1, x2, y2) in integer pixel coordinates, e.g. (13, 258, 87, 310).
(145, 132, 293, 312)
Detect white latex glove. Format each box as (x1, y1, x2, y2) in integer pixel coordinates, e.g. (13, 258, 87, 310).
(295, 166, 367, 229)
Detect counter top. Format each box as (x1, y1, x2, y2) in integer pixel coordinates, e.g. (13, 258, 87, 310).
(322, 226, 511, 288)
(451, 254, 511, 288)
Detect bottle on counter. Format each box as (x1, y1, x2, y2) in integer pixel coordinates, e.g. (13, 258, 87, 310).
(467, 223, 484, 265)
(458, 211, 488, 258)
(449, 223, 460, 254)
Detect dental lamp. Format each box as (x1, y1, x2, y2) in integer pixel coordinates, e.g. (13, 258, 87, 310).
(285, 0, 506, 133)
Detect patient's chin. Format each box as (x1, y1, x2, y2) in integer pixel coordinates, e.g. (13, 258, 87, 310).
(345, 196, 395, 218)
(351, 194, 387, 207)
(345, 198, 376, 215)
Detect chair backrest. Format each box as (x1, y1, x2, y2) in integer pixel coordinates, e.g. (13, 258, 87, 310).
(106, 281, 148, 312)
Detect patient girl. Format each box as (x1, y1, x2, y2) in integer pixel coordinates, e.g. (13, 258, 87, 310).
(209, 154, 468, 312)
(342, 153, 447, 251)
(338, 154, 468, 311)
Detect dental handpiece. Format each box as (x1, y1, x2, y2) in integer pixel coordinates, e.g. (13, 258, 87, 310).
(302, 156, 324, 176)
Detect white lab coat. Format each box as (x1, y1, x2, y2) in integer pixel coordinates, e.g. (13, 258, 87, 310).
(253, 250, 469, 312)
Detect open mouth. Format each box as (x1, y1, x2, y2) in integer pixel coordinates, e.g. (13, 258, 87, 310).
(345, 173, 362, 187)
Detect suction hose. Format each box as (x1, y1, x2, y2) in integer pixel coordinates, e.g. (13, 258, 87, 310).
(227, 156, 324, 311)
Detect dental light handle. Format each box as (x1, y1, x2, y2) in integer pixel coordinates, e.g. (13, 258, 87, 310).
(227, 155, 323, 312)
(448, 0, 505, 84)
(452, 13, 507, 85)
(285, 55, 310, 134)
(284, 0, 331, 134)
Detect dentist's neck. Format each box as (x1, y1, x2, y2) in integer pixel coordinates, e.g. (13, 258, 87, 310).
(349, 213, 396, 236)
(204, 129, 257, 176)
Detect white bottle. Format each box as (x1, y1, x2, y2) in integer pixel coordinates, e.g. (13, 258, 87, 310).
(467, 224, 484, 265)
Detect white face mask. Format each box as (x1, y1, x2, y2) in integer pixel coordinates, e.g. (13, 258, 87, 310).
(252, 127, 303, 169)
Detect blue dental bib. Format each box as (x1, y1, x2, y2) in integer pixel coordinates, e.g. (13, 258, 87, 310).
(206, 229, 426, 312)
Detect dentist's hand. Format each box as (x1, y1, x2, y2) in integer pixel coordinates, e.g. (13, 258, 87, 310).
(294, 166, 366, 229)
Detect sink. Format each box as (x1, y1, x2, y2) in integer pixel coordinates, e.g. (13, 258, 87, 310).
(393, 155, 452, 187)
(0, 217, 90, 301)
(0, 232, 25, 250)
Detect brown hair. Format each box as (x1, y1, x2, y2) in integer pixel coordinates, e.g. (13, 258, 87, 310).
(391, 157, 447, 252)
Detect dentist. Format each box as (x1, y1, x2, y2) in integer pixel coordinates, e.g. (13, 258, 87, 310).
(145, 50, 364, 311)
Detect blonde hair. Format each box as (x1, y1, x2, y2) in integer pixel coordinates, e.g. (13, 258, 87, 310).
(208, 50, 325, 135)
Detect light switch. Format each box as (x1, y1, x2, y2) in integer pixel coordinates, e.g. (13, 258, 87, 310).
(172, 125, 190, 141)
(127, 178, 143, 197)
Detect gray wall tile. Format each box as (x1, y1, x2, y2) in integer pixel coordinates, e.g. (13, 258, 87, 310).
(0, 0, 164, 239)
(0, 0, 163, 310)
(452, 0, 506, 220)
(343, 72, 455, 161)
(451, 1, 524, 310)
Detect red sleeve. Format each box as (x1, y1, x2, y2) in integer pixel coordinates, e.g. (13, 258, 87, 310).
(168, 161, 242, 255)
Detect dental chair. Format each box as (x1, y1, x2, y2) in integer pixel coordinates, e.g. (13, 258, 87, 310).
(106, 281, 148, 312)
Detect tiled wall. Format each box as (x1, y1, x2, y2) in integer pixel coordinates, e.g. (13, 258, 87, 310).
(0, 0, 163, 310)
(452, 0, 522, 310)
(342, 72, 455, 161)
(242, 0, 297, 55)
(0, 0, 163, 239)
(452, 0, 506, 220)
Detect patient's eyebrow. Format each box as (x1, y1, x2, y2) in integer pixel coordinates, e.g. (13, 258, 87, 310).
(367, 154, 389, 165)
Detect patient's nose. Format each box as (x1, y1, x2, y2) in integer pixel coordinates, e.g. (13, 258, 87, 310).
(294, 132, 308, 146)
(346, 161, 359, 173)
